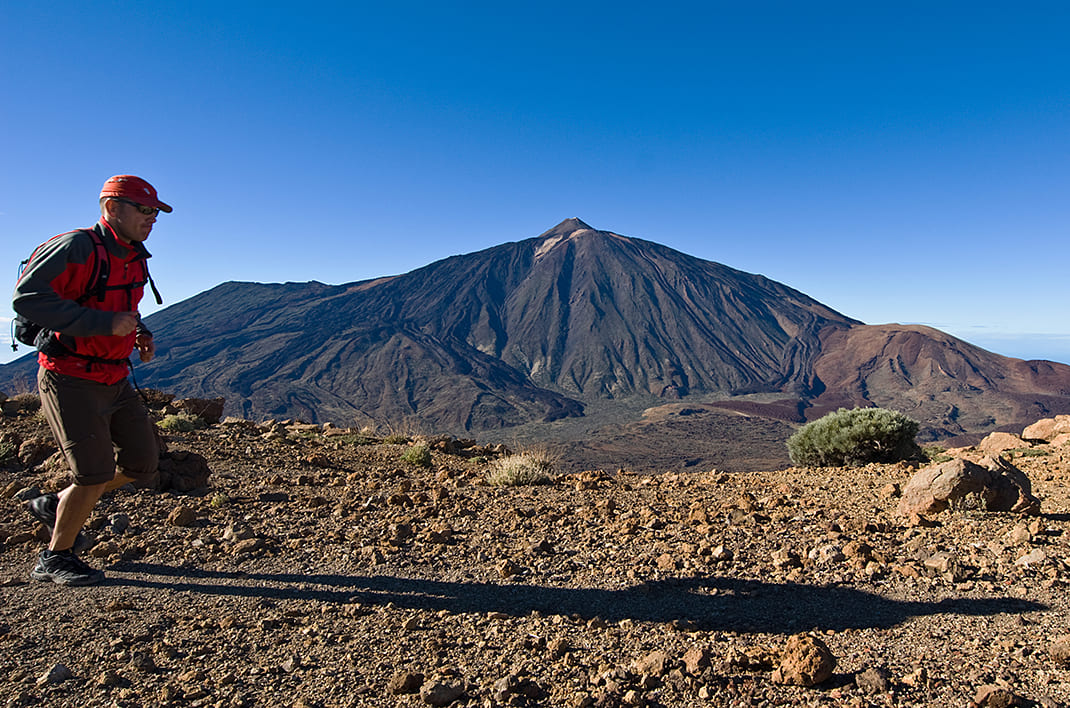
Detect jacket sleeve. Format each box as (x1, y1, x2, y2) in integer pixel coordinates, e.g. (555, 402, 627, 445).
(12, 231, 116, 338)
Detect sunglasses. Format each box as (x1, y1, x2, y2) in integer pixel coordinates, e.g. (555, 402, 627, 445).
(116, 198, 159, 216)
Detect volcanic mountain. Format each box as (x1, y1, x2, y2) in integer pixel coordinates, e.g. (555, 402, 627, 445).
(3, 218, 1070, 464)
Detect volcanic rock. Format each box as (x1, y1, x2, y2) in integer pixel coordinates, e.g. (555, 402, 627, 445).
(978, 432, 1026, 455)
(1022, 415, 1070, 443)
(897, 456, 1041, 517)
(772, 634, 836, 686)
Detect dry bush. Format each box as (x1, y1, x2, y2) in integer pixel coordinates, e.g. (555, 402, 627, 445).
(486, 449, 556, 486)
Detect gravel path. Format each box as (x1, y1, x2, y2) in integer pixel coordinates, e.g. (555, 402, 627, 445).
(2, 408, 1069, 707)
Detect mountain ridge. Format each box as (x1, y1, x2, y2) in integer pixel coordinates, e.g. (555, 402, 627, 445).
(3, 218, 1069, 461)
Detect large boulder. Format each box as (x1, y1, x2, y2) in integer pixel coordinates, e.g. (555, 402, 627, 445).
(977, 432, 1025, 455)
(1022, 415, 1070, 443)
(898, 456, 1040, 518)
(171, 397, 226, 425)
(156, 450, 212, 492)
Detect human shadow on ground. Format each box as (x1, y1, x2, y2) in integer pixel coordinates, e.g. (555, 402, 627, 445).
(112, 563, 1045, 634)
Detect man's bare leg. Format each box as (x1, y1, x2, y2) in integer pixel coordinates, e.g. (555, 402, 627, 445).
(50, 472, 136, 551)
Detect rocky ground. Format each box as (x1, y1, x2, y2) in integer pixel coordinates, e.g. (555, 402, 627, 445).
(1, 395, 1070, 708)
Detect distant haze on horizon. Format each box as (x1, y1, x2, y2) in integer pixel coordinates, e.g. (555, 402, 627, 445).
(2, 3, 1067, 367)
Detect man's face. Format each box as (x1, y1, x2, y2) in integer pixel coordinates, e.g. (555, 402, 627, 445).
(107, 199, 158, 245)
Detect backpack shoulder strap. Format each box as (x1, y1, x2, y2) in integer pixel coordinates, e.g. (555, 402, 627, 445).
(73, 228, 110, 305)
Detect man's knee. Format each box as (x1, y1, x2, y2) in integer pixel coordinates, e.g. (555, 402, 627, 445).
(116, 437, 160, 481)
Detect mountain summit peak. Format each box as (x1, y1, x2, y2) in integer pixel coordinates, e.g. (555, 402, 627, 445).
(539, 217, 594, 239)
(534, 218, 604, 259)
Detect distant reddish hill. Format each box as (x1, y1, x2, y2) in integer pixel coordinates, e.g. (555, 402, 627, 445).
(3, 219, 1069, 455)
(808, 324, 1070, 437)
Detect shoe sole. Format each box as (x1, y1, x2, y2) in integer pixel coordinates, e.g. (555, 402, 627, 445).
(30, 569, 105, 586)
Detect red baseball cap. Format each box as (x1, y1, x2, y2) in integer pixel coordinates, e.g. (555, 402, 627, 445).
(99, 175, 173, 213)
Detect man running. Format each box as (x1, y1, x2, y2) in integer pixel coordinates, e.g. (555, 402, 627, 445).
(13, 174, 170, 586)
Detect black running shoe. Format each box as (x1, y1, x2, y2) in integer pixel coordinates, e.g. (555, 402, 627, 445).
(26, 493, 91, 554)
(30, 550, 105, 586)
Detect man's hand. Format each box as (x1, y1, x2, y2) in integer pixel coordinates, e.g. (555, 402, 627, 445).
(135, 332, 156, 362)
(111, 312, 139, 336)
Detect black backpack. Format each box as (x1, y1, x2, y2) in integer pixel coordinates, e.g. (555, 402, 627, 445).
(11, 228, 160, 353)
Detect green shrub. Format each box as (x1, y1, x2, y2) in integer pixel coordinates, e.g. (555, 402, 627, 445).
(400, 443, 432, 467)
(384, 434, 410, 445)
(158, 413, 208, 433)
(1011, 448, 1049, 458)
(787, 407, 922, 468)
(922, 445, 953, 464)
(486, 451, 555, 487)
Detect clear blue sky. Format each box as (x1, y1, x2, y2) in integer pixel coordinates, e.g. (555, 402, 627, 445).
(3, 2, 1068, 365)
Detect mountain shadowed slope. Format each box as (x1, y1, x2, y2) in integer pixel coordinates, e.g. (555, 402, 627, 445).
(3, 218, 1070, 453)
(124, 218, 860, 430)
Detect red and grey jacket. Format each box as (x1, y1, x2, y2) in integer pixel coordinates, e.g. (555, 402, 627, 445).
(13, 219, 153, 385)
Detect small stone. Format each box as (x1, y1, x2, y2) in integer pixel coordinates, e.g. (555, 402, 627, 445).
(37, 663, 74, 686)
(222, 523, 255, 542)
(809, 544, 844, 563)
(232, 538, 266, 555)
(771, 548, 802, 569)
(548, 638, 571, 658)
(1, 480, 26, 499)
(855, 666, 890, 694)
(178, 668, 206, 682)
(497, 559, 523, 578)
(105, 598, 137, 612)
(1014, 548, 1047, 567)
(167, 506, 197, 527)
(491, 676, 512, 701)
(907, 513, 938, 527)
(97, 670, 125, 687)
(923, 552, 955, 573)
(88, 541, 121, 559)
(420, 680, 465, 706)
(726, 645, 778, 671)
(530, 539, 554, 554)
(656, 553, 677, 570)
(1050, 635, 1070, 665)
(973, 684, 1020, 708)
(842, 540, 873, 559)
(901, 667, 927, 687)
(390, 522, 414, 543)
(683, 645, 710, 674)
(389, 672, 424, 695)
(1005, 525, 1032, 545)
(108, 513, 131, 533)
(633, 650, 671, 677)
(127, 651, 157, 673)
(879, 483, 901, 499)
